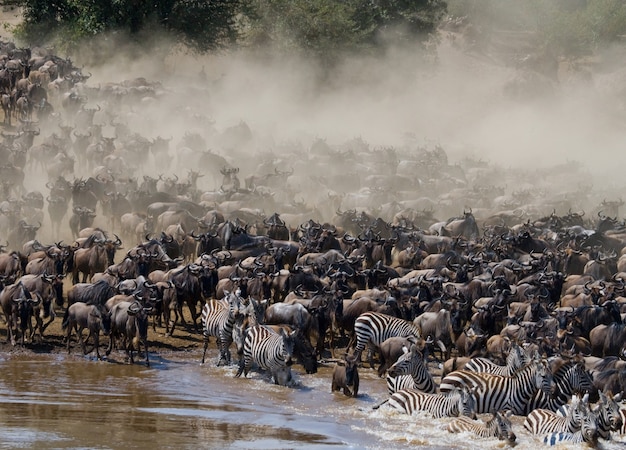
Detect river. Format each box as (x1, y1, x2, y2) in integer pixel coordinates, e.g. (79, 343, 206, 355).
(0, 350, 623, 449)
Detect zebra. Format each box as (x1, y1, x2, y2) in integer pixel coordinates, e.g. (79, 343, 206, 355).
(620, 408, 626, 434)
(374, 387, 477, 419)
(447, 410, 516, 443)
(201, 290, 243, 365)
(463, 342, 529, 376)
(352, 311, 421, 368)
(523, 393, 590, 434)
(542, 410, 598, 446)
(439, 355, 553, 415)
(523, 358, 595, 413)
(235, 324, 297, 386)
(557, 391, 623, 439)
(386, 343, 436, 394)
(591, 391, 623, 439)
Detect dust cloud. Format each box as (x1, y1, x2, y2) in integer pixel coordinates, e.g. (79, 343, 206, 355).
(11, 10, 626, 240)
(74, 28, 626, 178)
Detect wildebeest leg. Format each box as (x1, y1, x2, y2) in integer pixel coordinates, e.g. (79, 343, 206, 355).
(40, 310, 55, 335)
(66, 323, 74, 353)
(77, 325, 87, 354)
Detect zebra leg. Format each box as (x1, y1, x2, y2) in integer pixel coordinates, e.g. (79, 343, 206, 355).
(201, 335, 210, 364)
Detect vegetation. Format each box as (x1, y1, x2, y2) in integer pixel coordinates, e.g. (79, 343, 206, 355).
(5, 0, 447, 59)
(446, 0, 626, 58)
(4, 0, 626, 65)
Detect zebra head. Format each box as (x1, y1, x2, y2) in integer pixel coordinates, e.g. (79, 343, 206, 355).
(507, 341, 531, 370)
(533, 357, 555, 397)
(493, 410, 516, 443)
(279, 327, 297, 368)
(580, 405, 599, 446)
(387, 343, 426, 378)
(568, 393, 591, 430)
(559, 360, 594, 398)
(596, 391, 623, 435)
(225, 289, 244, 318)
(457, 387, 478, 419)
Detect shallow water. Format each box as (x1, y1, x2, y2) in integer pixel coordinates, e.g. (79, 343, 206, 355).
(0, 351, 623, 449)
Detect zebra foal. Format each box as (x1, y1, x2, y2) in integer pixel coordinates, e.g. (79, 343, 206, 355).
(375, 387, 477, 419)
(447, 410, 516, 443)
(524, 393, 590, 434)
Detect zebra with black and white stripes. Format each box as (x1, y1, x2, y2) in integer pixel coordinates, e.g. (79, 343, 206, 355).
(201, 290, 243, 365)
(590, 391, 622, 439)
(463, 342, 529, 376)
(542, 410, 598, 446)
(376, 386, 477, 418)
(235, 324, 297, 386)
(523, 359, 594, 413)
(447, 410, 516, 443)
(439, 355, 553, 415)
(386, 343, 436, 394)
(524, 393, 590, 434)
(352, 312, 421, 367)
(557, 391, 623, 439)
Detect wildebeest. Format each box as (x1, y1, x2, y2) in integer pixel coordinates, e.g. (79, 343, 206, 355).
(331, 353, 360, 397)
(63, 302, 111, 359)
(0, 282, 41, 345)
(106, 300, 152, 366)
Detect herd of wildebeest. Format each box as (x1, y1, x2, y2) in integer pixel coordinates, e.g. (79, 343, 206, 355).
(2, 39, 626, 446)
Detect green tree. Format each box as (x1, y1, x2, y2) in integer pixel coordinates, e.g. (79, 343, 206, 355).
(11, 0, 241, 52)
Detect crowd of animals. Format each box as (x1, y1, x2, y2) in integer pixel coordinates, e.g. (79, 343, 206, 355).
(2, 40, 626, 446)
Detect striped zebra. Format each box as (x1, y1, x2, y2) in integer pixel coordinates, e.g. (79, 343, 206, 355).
(557, 391, 623, 439)
(620, 408, 626, 434)
(201, 291, 243, 365)
(523, 393, 590, 434)
(591, 391, 622, 439)
(353, 312, 421, 367)
(376, 387, 477, 419)
(235, 324, 297, 386)
(523, 359, 594, 413)
(542, 410, 598, 446)
(386, 343, 436, 394)
(447, 410, 516, 443)
(439, 356, 553, 415)
(463, 342, 529, 376)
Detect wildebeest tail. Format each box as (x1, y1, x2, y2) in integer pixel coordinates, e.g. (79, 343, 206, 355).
(61, 307, 70, 330)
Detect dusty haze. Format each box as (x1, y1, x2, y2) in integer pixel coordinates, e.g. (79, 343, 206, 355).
(6, 6, 626, 239)
(74, 28, 626, 182)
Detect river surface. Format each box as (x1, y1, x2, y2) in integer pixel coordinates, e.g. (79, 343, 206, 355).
(0, 350, 624, 449)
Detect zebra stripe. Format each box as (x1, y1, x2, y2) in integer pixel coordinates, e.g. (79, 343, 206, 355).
(524, 359, 594, 413)
(235, 324, 296, 386)
(386, 387, 477, 418)
(447, 410, 516, 442)
(543, 431, 584, 445)
(542, 411, 598, 446)
(463, 343, 528, 376)
(559, 392, 623, 439)
(620, 408, 626, 434)
(594, 392, 623, 439)
(353, 312, 421, 364)
(439, 357, 553, 415)
(201, 292, 242, 365)
(523, 394, 589, 434)
(386, 343, 435, 394)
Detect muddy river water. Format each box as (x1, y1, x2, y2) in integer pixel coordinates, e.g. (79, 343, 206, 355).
(0, 350, 624, 449)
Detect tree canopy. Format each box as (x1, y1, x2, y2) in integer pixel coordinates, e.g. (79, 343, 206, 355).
(8, 0, 448, 58)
